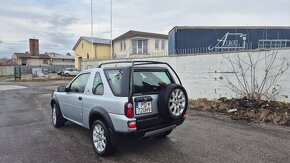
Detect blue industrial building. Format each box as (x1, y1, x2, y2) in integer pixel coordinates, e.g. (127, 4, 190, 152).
(168, 26, 290, 55)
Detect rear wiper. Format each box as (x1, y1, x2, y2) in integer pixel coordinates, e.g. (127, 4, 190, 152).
(109, 71, 123, 81)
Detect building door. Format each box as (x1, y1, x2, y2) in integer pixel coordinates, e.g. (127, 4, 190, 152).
(78, 57, 82, 70)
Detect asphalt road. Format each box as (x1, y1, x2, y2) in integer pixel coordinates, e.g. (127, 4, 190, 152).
(0, 81, 289, 163)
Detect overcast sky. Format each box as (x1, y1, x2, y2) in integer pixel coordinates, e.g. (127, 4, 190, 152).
(0, 0, 290, 58)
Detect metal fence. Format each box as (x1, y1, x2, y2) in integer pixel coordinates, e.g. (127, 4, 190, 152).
(0, 65, 74, 76)
(19, 65, 73, 74)
(0, 66, 14, 76)
(82, 45, 289, 62)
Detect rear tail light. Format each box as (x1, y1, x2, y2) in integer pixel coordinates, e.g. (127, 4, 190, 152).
(127, 121, 136, 129)
(124, 101, 134, 118)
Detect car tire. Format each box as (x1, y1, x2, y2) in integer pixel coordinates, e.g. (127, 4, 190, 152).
(91, 120, 116, 156)
(52, 103, 65, 128)
(64, 73, 70, 77)
(158, 129, 173, 138)
(157, 84, 188, 120)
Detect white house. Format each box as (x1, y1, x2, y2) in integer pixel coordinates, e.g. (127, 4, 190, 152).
(113, 30, 168, 58)
(47, 52, 74, 66)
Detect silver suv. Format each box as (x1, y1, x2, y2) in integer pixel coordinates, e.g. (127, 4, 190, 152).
(51, 61, 188, 156)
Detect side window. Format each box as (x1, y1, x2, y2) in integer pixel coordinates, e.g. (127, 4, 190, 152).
(105, 69, 123, 95)
(123, 41, 126, 50)
(92, 72, 104, 95)
(70, 73, 90, 93)
(161, 40, 165, 49)
(155, 39, 160, 49)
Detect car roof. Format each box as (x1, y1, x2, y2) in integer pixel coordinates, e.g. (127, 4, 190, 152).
(78, 66, 169, 74)
(102, 66, 168, 70)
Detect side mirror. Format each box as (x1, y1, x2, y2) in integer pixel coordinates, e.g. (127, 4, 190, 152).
(57, 85, 68, 92)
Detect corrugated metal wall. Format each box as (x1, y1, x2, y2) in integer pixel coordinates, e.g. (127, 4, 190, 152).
(169, 27, 290, 55)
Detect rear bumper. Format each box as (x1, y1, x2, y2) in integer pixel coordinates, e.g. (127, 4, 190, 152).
(114, 117, 185, 140)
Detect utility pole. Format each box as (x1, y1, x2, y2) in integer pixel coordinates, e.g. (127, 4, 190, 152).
(110, 0, 113, 59)
(91, 0, 94, 60)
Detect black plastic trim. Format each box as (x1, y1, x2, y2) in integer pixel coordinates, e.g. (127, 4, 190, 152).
(114, 117, 185, 140)
(89, 107, 115, 132)
(134, 96, 153, 102)
(51, 96, 60, 109)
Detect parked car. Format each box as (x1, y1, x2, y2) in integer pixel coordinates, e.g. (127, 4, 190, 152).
(57, 70, 64, 76)
(50, 61, 188, 156)
(62, 68, 80, 77)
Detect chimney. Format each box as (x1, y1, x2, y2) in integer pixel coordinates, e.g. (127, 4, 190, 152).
(29, 39, 39, 56)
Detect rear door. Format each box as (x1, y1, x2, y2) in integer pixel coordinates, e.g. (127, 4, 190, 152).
(133, 69, 173, 118)
(104, 67, 174, 120)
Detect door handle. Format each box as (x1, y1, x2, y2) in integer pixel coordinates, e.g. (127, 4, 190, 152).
(78, 96, 82, 100)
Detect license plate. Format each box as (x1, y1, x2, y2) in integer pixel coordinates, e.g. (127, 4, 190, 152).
(135, 101, 152, 115)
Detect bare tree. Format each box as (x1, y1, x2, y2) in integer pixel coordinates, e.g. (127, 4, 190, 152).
(219, 50, 289, 100)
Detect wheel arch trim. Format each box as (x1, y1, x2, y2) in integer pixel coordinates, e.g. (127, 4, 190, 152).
(89, 107, 115, 132)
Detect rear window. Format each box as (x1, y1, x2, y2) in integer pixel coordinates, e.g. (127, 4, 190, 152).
(134, 71, 173, 94)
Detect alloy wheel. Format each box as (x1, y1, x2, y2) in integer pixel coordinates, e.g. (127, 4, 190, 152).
(169, 89, 186, 116)
(52, 105, 57, 125)
(92, 124, 107, 153)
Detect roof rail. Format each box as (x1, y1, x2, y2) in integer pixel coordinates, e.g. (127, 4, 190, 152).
(98, 60, 166, 68)
(98, 60, 182, 85)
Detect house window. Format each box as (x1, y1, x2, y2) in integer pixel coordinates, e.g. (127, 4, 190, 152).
(132, 39, 148, 54)
(123, 41, 126, 50)
(155, 40, 160, 49)
(43, 59, 48, 64)
(87, 53, 89, 59)
(21, 59, 27, 66)
(161, 40, 166, 50)
(120, 42, 123, 51)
